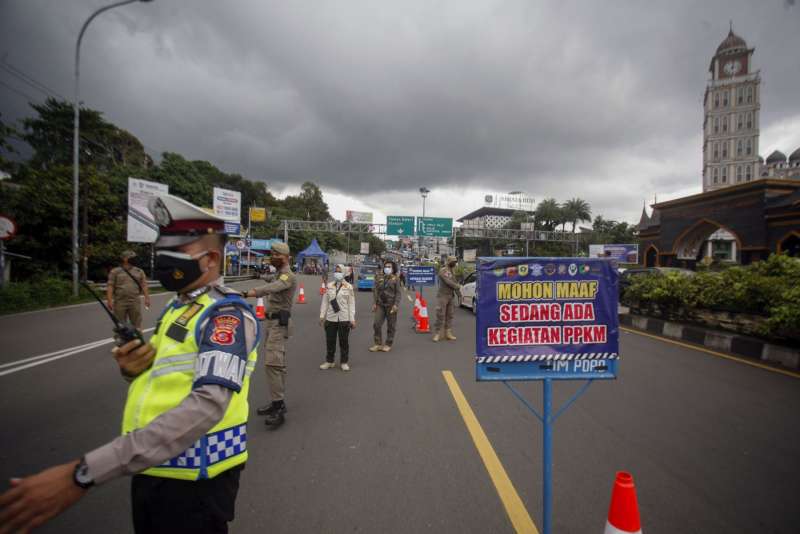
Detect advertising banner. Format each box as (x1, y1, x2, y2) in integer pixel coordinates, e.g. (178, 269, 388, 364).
(249, 207, 266, 222)
(127, 178, 168, 243)
(213, 187, 241, 223)
(386, 215, 415, 236)
(475, 257, 619, 381)
(463, 249, 477, 262)
(407, 266, 436, 286)
(588, 244, 639, 264)
(360, 242, 370, 254)
(224, 222, 242, 235)
(417, 217, 453, 237)
(346, 210, 373, 223)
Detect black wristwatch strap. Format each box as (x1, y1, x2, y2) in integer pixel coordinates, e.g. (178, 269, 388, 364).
(73, 457, 95, 489)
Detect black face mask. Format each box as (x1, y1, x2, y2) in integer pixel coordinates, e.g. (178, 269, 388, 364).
(154, 250, 209, 292)
(448, 262, 457, 268)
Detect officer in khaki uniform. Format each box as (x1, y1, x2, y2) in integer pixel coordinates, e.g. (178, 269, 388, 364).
(433, 256, 462, 342)
(370, 260, 401, 352)
(107, 250, 150, 330)
(245, 242, 296, 428)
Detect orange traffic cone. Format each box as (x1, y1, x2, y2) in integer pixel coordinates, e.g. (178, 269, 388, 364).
(297, 283, 306, 304)
(319, 281, 327, 295)
(413, 292, 421, 321)
(604, 472, 642, 534)
(416, 297, 430, 333)
(255, 297, 266, 320)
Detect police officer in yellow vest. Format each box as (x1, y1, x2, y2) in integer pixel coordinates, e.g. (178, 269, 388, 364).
(0, 194, 260, 534)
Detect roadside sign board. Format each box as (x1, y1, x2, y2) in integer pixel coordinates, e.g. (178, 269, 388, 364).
(417, 217, 453, 237)
(224, 222, 242, 235)
(235, 240, 245, 250)
(0, 215, 16, 240)
(407, 266, 436, 286)
(588, 244, 638, 264)
(387, 215, 415, 236)
(476, 257, 619, 381)
(249, 207, 266, 222)
(360, 242, 370, 254)
(127, 177, 168, 243)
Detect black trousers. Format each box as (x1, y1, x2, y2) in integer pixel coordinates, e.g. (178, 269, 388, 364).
(131, 466, 242, 534)
(325, 320, 351, 363)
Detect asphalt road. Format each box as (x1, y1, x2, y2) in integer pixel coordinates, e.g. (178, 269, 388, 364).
(1, 274, 798, 533)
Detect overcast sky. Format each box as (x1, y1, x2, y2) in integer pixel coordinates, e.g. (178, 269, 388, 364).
(1, 0, 798, 225)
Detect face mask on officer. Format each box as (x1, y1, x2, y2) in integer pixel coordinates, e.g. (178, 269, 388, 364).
(384, 266, 392, 275)
(270, 254, 286, 268)
(154, 250, 210, 292)
(448, 261, 457, 268)
(333, 272, 344, 282)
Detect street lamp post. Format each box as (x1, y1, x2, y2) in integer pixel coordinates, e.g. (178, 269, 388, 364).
(418, 187, 430, 257)
(72, 0, 152, 296)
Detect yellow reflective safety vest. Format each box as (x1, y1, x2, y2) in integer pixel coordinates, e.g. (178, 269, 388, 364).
(122, 288, 259, 480)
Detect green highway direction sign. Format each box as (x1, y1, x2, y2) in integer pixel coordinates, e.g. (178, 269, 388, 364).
(417, 217, 453, 237)
(386, 215, 416, 236)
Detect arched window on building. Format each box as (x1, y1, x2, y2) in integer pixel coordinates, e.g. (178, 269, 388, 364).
(746, 86, 754, 103)
(736, 165, 743, 182)
(714, 92, 720, 108)
(721, 166, 728, 182)
(746, 139, 752, 155)
(737, 113, 743, 131)
(722, 116, 728, 132)
(737, 87, 744, 105)
(723, 90, 729, 107)
(713, 142, 719, 160)
(746, 111, 753, 130)
(712, 167, 719, 183)
(745, 165, 752, 181)
(722, 141, 728, 159)
(714, 117, 719, 134)
(737, 140, 743, 156)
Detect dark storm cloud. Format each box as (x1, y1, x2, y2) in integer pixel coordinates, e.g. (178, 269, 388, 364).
(1, 1, 798, 221)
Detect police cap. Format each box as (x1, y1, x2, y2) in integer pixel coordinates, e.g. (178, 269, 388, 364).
(121, 249, 137, 260)
(447, 256, 457, 263)
(148, 194, 228, 249)
(271, 242, 290, 255)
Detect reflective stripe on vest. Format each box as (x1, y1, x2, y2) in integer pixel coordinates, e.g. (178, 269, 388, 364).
(122, 291, 259, 481)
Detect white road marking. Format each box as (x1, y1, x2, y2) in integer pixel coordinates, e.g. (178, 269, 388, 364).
(0, 327, 155, 377)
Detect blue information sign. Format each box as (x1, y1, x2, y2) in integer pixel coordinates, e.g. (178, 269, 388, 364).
(224, 222, 241, 235)
(475, 257, 619, 381)
(407, 266, 436, 286)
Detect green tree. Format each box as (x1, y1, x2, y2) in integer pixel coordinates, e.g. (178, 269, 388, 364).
(563, 198, 592, 233)
(534, 198, 561, 231)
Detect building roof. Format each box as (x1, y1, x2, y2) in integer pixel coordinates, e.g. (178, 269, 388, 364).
(789, 147, 800, 163)
(636, 206, 651, 230)
(716, 28, 748, 55)
(456, 206, 531, 222)
(766, 150, 787, 164)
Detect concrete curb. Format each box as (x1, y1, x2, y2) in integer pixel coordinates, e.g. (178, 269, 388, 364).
(619, 313, 800, 371)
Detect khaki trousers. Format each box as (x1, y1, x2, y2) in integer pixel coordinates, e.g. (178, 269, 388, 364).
(263, 319, 288, 402)
(113, 297, 142, 330)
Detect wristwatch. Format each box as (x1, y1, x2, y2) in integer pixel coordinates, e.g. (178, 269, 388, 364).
(73, 457, 95, 489)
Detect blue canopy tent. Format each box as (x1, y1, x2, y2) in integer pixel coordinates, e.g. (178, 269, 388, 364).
(295, 238, 329, 272)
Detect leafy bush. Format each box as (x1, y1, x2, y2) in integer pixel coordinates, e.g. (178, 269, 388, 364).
(622, 255, 799, 339)
(0, 277, 93, 314)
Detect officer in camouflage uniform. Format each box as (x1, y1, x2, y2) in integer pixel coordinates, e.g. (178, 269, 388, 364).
(370, 259, 401, 352)
(433, 256, 461, 342)
(245, 242, 296, 428)
(106, 250, 150, 330)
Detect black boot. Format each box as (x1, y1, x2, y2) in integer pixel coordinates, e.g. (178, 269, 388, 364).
(257, 401, 288, 416)
(264, 401, 287, 427)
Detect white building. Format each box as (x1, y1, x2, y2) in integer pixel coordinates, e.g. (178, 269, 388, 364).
(457, 207, 528, 229)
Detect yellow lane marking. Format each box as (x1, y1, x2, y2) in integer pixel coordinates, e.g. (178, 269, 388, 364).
(620, 326, 800, 379)
(441, 370, 540, 534)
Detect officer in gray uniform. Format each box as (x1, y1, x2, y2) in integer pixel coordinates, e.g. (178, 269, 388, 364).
(245, 242, 296, 428)
(433, 256, 462, 342)
(370, 259, 401, 352)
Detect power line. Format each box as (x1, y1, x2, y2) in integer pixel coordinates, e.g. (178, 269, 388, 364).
(0, 59, 66, 100)
(0, 79, 38, 103)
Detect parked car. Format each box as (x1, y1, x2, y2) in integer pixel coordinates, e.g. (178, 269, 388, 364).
(459, 270, 478, 314)
(357, 264, 378, 291)
(618, 267, 695, 294)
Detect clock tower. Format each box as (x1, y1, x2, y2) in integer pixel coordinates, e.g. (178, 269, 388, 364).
(702, 25, 760, 192)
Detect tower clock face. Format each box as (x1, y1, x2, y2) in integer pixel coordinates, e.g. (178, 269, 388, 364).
(723, 60, 741, 75)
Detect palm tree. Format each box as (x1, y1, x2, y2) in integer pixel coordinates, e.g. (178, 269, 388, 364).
(563, 198, 592, 233)
(534, 198, 561, 231)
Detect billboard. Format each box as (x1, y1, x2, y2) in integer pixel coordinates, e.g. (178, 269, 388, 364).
(588, 244, 639, 264)
(213, 187, 241, 223)
(484, 192, 535, 211)
(407, 266, 436, 286)
(249, 207, 266, 222)
(387, 215, 415, 236)
(463, 249, 477, 262)
(127, 177, 168, 243)
(346, 210, 373, 223)
(360, 242, 370, 254)
(417, 217, 453, 237)
(475, 257, 619, 381)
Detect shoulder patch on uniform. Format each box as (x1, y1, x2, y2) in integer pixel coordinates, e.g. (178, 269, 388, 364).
(209, 314, 241, 345)
(176, 302, 204, 327)
(279, 273, 289, 281)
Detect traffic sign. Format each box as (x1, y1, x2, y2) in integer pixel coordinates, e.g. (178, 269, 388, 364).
(417, 217, 452, 237)
(407, 266, 436, 286)
(235, 240, 245, 250)
(386, 215, 415, 236)
(0, 215, 16, 241)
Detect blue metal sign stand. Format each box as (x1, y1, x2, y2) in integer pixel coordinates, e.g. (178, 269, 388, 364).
(475, 257, 619, 534)
(503, 378, 594, 534)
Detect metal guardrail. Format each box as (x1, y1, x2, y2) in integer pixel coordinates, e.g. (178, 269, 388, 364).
(89, 273, 258, 291)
